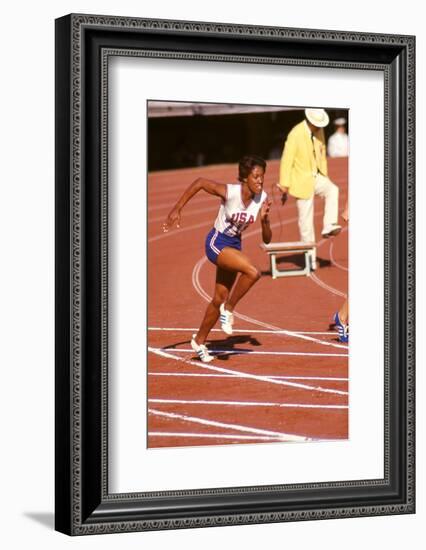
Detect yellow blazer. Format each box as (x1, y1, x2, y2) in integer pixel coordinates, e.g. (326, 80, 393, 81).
(279, 120, 328, 200)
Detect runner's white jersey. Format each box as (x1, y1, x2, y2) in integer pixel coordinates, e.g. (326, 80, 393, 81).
(214, 183, 267, 237)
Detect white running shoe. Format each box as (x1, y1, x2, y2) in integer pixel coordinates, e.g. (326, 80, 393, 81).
(321, 224, 342, 238)
(190, 334, 214, 363)
(219, 303, 234, 335)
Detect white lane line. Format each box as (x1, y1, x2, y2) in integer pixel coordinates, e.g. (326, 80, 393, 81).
(149, 164, 236, 182)
(150, 220, 212, 242)
(149, 205, 218, 223)
(148, 198, 206, 212)
(329, 239, 349, 272)
(242, 208, 323, 239)
(150, 398, 348, 410)
(151, 197, 301, 238)
(161, 347, 348, 358)
(192, 257, 348, 350)
(148, 408, 312, 441)
(154, 216, 297, 244)
(148, 326, 337, 336)
(310, 227, 349, 296)
(149, 432, 284, 441)
(149, 372, 349, 382)
(148, 347, 348, 396)
(310, 273, 347, 298)
(148, 171, 294, 202)
(147, 191, 211, 211)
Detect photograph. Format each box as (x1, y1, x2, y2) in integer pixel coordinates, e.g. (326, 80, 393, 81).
(147, 100, 350, 449)
(53, 12, 414, 536)
(0, 0, 421, 546)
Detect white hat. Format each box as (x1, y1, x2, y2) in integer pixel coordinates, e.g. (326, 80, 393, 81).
(304, 108, 329, 128)
(334, 117, 347, 126)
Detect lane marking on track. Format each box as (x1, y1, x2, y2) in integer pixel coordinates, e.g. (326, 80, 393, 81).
(150, 398, 348, 410)
(149, 204, 218, 223)
(148, 326, 338, 336)
(159, 347, 348, 358)
(150, 220, 212, 242)
(148, 408, 313, 441)
(149, 372, 349, 382)
(148, 196, 207, 212)
(149, 164, 238, 184)
(152, 214, 301, 243)
(148, 432, 284, 441)
(148, 171, 322, 201)
(309, 226, 349, 296)
(192, 257, 348, 350)
(154, 198, 324, 247)
(148, 347, 348, 396)
(310, 273, 347, 298)
(329, 238, 348, 272)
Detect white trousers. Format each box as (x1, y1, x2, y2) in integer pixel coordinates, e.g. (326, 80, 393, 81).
(296, 174, 339, 255)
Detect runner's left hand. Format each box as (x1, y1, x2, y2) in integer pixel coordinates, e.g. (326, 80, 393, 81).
(260, 199, 272, 220)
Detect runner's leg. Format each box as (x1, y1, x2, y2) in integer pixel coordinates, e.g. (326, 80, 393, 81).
(217, 247, 261, 312)
(195, 267, 237, 344)
(338, 298, 349, 324)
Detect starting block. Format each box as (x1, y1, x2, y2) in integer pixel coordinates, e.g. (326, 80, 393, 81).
(260, 241, 316, 278)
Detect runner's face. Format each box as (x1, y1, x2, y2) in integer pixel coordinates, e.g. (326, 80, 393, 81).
(246, 165, 265, 194)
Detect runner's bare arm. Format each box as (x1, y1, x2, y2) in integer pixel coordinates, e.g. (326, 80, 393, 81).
(163, 178, 227, 231)
(260, 199, 272, 244)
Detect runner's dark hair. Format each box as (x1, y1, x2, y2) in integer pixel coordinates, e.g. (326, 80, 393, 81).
(238, 155, 267, 182)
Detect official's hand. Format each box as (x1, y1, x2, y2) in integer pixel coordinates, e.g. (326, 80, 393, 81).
(276, 183, 288, 205)
(162, 208, 181, 232)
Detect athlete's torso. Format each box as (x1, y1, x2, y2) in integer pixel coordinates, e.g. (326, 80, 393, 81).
(214, 183, 267, 237)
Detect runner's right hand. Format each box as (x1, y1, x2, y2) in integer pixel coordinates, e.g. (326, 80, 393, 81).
(162, 208, 181, 232)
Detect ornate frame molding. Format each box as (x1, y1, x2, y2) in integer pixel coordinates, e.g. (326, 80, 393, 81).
(55, 14, 415, 535)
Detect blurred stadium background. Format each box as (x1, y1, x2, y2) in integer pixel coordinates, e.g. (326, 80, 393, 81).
(148, 101, 348, 171)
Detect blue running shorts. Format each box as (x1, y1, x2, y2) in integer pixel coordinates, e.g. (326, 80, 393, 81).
(205, 228, 242, 265)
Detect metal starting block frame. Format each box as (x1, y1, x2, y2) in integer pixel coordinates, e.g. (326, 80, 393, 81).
(260, 241, 316, 278)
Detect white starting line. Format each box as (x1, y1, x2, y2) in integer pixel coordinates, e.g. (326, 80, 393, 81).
(158, 347, 348, 358)
(148, 408, 312, 442)
(148, 347, 348, 396)
(149, 372, 348, 382)
(149, 398, 347, 410)
(148, 326, 338, 337)
(148, 432, 285, 441)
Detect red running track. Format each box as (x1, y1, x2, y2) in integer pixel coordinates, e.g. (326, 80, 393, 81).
(147, 158, 348, 448)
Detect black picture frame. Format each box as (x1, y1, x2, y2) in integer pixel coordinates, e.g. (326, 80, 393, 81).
(55, 13, 415, 535)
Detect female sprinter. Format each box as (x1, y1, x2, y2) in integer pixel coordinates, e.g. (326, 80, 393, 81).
(163, 155, 272, 363)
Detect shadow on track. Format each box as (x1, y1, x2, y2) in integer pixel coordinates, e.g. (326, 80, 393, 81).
(162, 335, 262, 362)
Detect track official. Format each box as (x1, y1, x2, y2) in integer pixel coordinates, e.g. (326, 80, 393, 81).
(277, 108, 341, 268)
